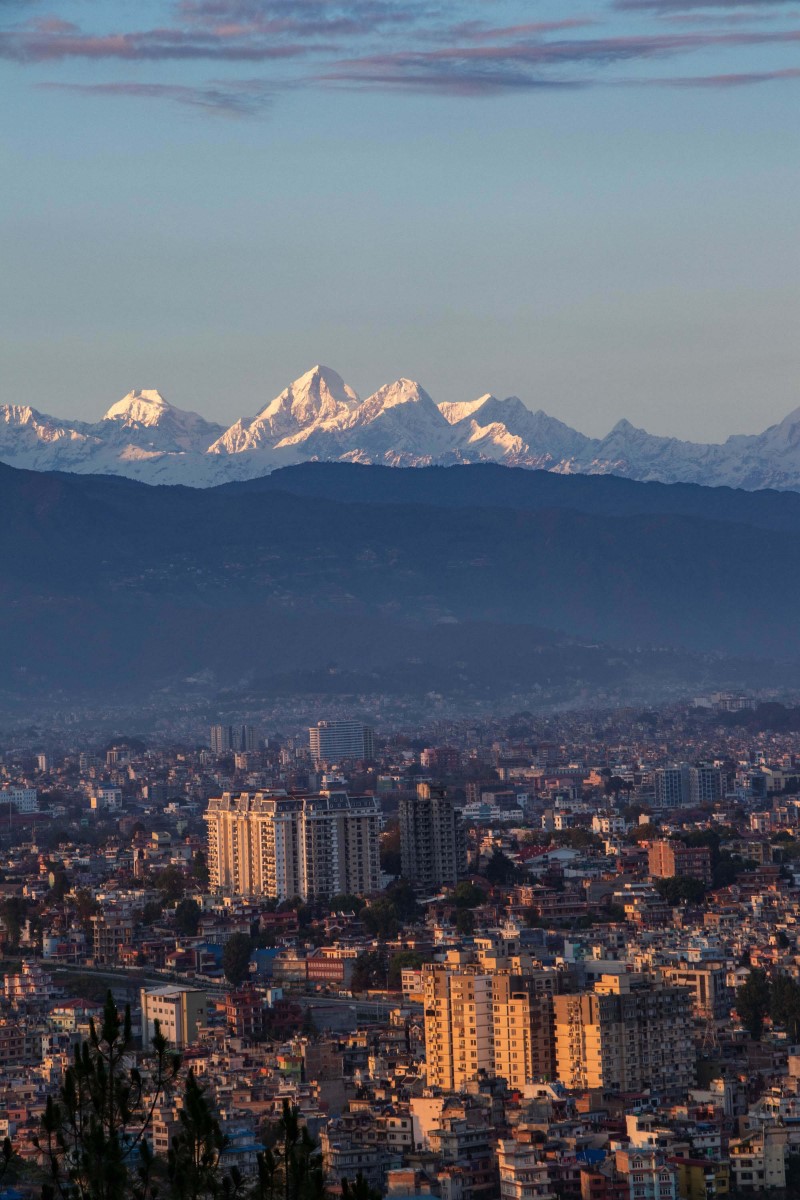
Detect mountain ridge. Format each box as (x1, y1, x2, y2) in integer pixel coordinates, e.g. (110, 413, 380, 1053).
(2, 458, 800, 701)
(4, 365, 800, 490)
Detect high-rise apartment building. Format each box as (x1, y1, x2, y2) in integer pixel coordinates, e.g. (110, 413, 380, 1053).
(653, 764, 723, 809)
(653, 766, 691, 809)
(553, 973, 693, 1096)
(210, 724, 257, 754)
(689, 764, 723, 805)
(308, 721, 375, 763)
(423, 957, 556, 1091)
(204, 790, 381, 900)
(400, 783, 466, 892)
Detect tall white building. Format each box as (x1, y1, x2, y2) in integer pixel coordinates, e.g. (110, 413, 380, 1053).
(308, 721, 375, 764)
(204, 790, 381, 900)
(2, 788, 38, 814)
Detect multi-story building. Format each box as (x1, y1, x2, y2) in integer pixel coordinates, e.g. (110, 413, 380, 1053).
(498, 1139, 555, 1200)
(648, 840, 712, 885)
(553, 973, 694, 1097)
(308, 721, 375, 764)
(204, 790, 381, 900)
(491, 973, 556, 1088)
(210, 724, 257, 754)
(729, 1126, 787, 1193)
(654, 765, 723, 810)
(1, 787, 38, 814)
(654, 766, 691, 810)
(689, 765, 723, 806)
(91, 912, 135, 965)
(400, 784, 466, 892)
(614, 1149, 677, 1200)
(140, 986, 206, 1049)
(423, 957, 555, 1091)
(659, 965, 731, 1020)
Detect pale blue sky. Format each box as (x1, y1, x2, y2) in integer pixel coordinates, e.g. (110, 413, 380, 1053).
(2, 0, 800, 438)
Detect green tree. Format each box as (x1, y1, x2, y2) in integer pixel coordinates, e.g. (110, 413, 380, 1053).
(770, 974, 800, 1041)
(191, 852, 210, 889)
(387, 951, 424, 991)
(328, 895, 365, 914)
(36, 992, 179, 1200)
(257, 1101, 324, 1200)
(167, 1070, 238, 1200)
(360, 901, 398, 940)
(341, 1174, 381, 1200)
(140, 901, 163, 926)
(737, 968, 771, 1041)
(175, 899, 202, 937)
(155, 866, 186, 903)
(454, 909, 475, 936)
(384, 879, 419, 921)
(654, 877, 706, 906)
(484, 850, 516, 886)
(451, 882, 486, 909)
(350, 951, 388, 993)
(222, 934, 253, 987)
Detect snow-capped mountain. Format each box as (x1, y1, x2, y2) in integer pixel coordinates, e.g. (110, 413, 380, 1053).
(4, 365, 800, 490)
(102, 389, 224, 454)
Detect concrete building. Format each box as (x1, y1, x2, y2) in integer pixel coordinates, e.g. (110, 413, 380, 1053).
(660, 965, 731, 1020)
(308, 720, 375, 764)
(210, 724, 257, 754)
(400, 784, 466, 892)
(205, 789, 381, 900)
(648, 840, 713, 885)
(553, 973, 694, 1097)
(654, 766, 691, 810)
(729, 1126, 788, 1192)
(423, 957, 555, 1091)
(1, 787, 38, 814)
(141, 986, 207, 1049)
(498, 1139, 555, 1200)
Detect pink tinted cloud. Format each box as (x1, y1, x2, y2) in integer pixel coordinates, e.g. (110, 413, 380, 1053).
(38, 76, 275, 113)
(319, 24, 800, 93)
(0, 23, 325, 60)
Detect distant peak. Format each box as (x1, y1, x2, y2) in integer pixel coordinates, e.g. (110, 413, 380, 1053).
(103, 390, 171, 422)
(364, 378, 434, 410)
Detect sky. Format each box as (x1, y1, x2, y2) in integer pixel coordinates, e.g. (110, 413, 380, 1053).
(2, 0, 800, 440)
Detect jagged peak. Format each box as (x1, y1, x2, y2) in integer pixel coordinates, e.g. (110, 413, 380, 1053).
(439, 395, 495, 425)
(255, 365, 359, 422)
(356, 378, 437, 418)
(103, 390, 172, 423)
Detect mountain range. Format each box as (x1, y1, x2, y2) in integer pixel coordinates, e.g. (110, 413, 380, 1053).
(2, 458, 800, 702)
(5, 365, 800, 491)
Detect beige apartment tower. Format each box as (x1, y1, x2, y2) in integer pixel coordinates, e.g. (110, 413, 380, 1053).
(554, 973, 693, 1096)
(423, 958, 556, 1091)
(205, 790, 381, 901)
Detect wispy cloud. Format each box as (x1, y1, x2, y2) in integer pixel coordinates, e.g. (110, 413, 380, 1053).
(647, 63, 800, 80)
(320, 25, 800, 94)
(0, 21, 326, 61)
(615, 0, 800, 10)
(38, 76, 275, 113)
(6, 0, 800, 113)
